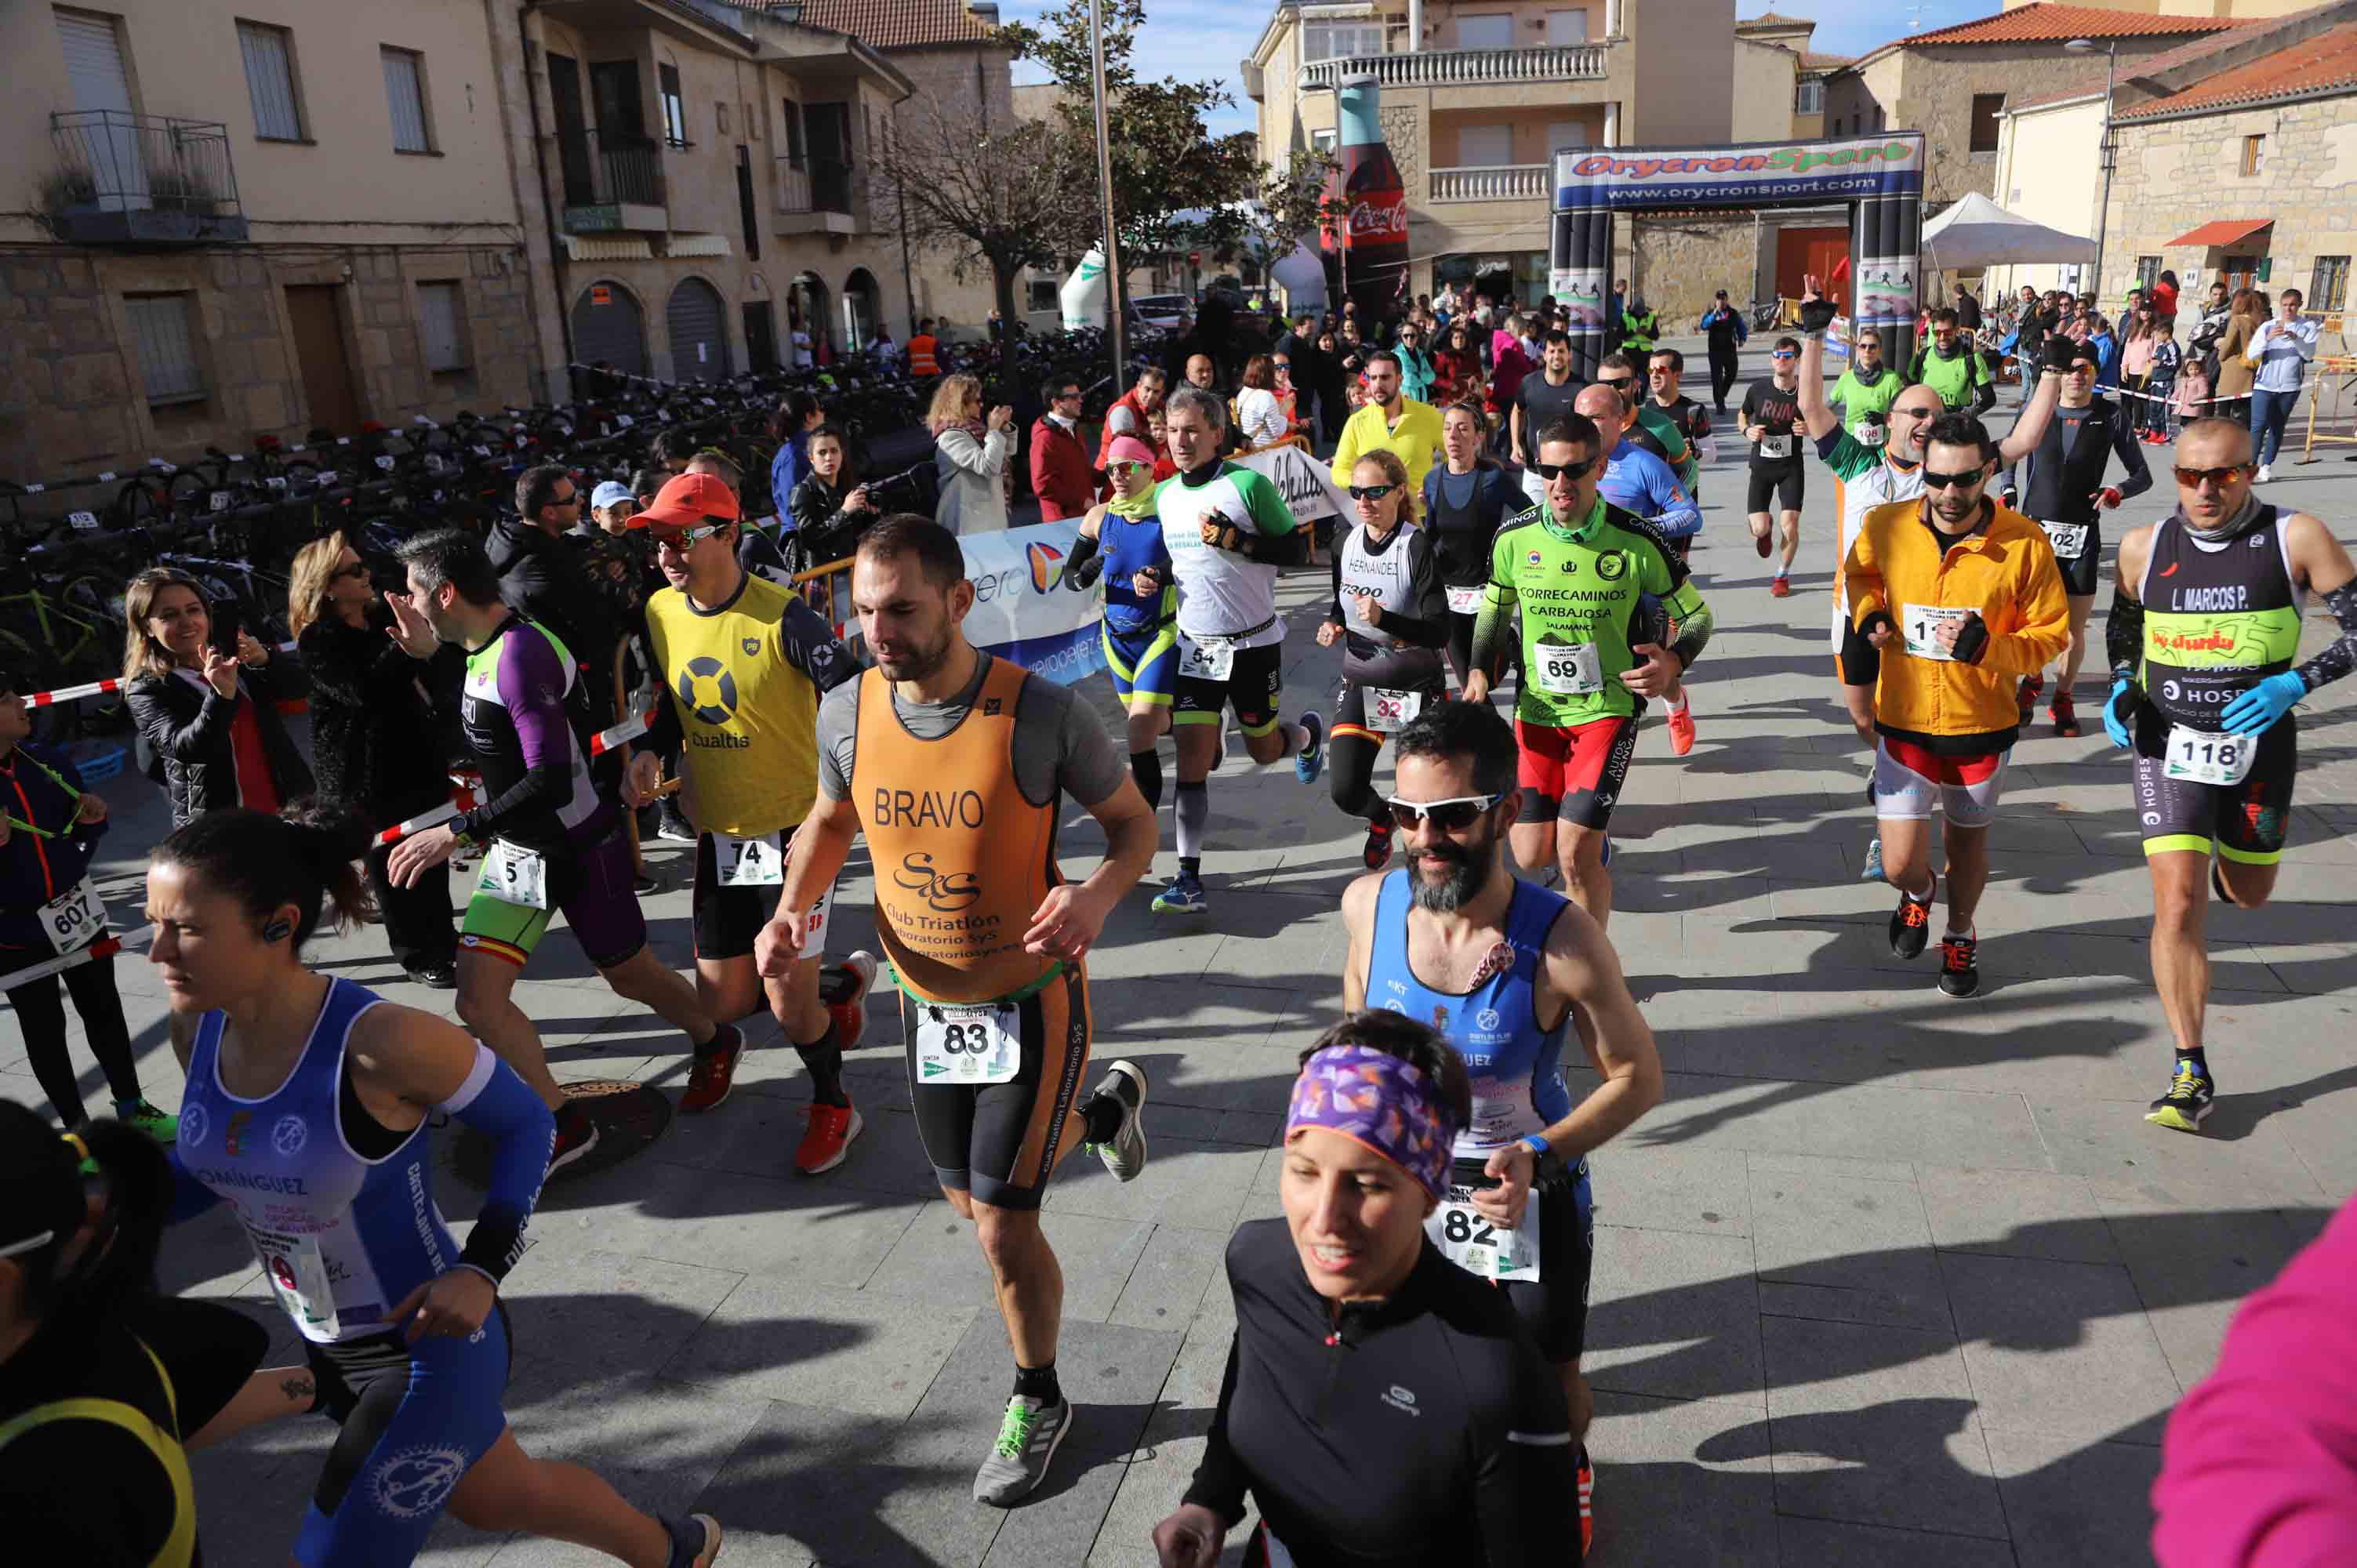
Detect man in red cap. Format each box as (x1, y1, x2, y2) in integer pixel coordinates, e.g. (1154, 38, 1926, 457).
(623, 472, 878, 1175)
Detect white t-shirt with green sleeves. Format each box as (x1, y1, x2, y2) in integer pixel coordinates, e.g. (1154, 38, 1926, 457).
(1154, 462, 1298, 649)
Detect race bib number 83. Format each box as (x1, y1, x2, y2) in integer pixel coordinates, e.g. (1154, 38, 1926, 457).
(913, 1003, 1020, 1084)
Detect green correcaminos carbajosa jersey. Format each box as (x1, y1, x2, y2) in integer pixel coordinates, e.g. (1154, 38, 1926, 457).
(1484, 499, 1707, 725)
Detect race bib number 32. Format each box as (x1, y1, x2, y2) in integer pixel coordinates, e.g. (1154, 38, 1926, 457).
(1366, 688, 1424, 733)
(913, 1003, 1020, 1084)
(1427, 1188, 1542, 1282)
(2163, 724, 2257, 787)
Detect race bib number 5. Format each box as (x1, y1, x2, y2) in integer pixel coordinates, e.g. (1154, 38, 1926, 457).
(2162, 724, 2257, 787)
(913, 1003, 1020, 1084)
(1427, 1187, 1542, 1282)
(1177, 633, 1235, 683)
(480, 840, 548, 909)
(1532, 641, 1603, 696)
(1901, 603, 1974, 662)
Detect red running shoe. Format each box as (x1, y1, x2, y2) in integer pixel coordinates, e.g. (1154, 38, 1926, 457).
(2050, 691, 2081, 739)
(1362, 819, 1395, 869)
(549, 1102, 601, 1174)
(822, 950, 879, 1049)
(1769, 575, 1791, 598)
(2015, 674, 2043, 728)
(1578, 1446, 1596, 1557)
(796, 1100, 863, 1175)
(680, 1023, 745, 1113)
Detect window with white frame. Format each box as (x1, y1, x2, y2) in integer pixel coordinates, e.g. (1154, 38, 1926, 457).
(382, 46, 432, 151)
(237, 20, 304, 140)
(1303, 22, 1382, 61)
(1796, 79, 1822, 114)
(417, 281, 468, 372)
(125, 293, 205, 405)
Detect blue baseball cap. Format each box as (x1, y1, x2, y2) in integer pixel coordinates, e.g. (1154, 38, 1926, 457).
(590, 481, 635, 512)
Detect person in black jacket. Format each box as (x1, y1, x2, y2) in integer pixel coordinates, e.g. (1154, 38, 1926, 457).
(787, 423, 877, 575)
(1, 666, 175, 1136)
(121, 568, 313, 829)
(488, 465, 627, 795)
(290, 535, 463, 988)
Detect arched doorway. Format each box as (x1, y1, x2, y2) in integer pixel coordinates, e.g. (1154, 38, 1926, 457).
(572, 281, 648, 379)
(787, 271, 831, 367)
(843, 267, 882, 349)
(665, 277, 732, 381)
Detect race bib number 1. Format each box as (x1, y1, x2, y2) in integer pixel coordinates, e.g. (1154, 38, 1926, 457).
(1428, 1188, 1542, 1282)
(1531, 641, 1603, 697)
(38, 877, 107, 956)
(1902, 603, 1974, 662)
(913, 1004, 1020, 1084)
(2162, 724, 2257, 787)
(480, 840, 548, 909)
(1177, 633, 1235, 683)
(718, 831, 784, 887)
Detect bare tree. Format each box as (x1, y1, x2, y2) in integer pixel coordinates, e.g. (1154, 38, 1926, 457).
(871, 101, 1101, 339)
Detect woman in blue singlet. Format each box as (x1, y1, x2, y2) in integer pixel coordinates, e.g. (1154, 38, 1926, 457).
(151, 807, 721, 1568)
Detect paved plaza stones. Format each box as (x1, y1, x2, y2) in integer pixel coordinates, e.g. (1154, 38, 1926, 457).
(13, 336, 2356, 1566)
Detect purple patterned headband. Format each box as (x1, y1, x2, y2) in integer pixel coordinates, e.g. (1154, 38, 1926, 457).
(1285, 1044, 1455, 1202)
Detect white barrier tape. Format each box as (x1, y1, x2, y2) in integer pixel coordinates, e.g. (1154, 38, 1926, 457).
(375, 802, 458, 846)
(20, 644, 300, 709)
(590, 710, 653, 756)
(0, 927, 151, 992)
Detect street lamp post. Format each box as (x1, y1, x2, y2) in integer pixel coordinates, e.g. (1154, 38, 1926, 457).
(1090, 0, 1126, 394)
(2065, 38, 2118, 302)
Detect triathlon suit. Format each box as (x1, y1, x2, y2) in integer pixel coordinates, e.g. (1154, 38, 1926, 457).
(1095, 498, 1179, 710)
(1487, 499, 1708, 829)
(175, 978, 549, 1566)
(2002, 397, 2152, 597)
(825, 655, 1126, 1210)
(1364, 869, 1594, 1362)
(454, 615, 643, 971)
(1422, 463, 1519, 685)
(1157, 460, 1301, 737)
(641, 569, 858, 960)
(1741, 377, 1806, 516)
(1182, 1220, 1577, 1566)
(1818, 428, 1924, 672)
(1328, 519, 1449, 819)
(2130, 508, 2305, 866)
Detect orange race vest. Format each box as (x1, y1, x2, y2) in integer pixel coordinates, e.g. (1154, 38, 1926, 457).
(908, 334, 939, 377)
(852, 657, 1059, 1004)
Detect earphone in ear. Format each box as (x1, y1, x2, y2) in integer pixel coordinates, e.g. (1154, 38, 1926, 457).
(261, 919, 292, 943)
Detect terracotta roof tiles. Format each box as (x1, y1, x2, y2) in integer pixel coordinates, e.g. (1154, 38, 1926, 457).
(1901, 3, 2244, 45)
(744, 0, 999, 50)
(2115, 17, 2357, 118)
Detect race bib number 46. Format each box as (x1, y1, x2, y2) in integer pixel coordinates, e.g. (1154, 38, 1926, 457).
(1531, 641, 1603, 697)
(1758, 434, 1792, 459)
(2163, 724, 2257, 787)
(1427, 1188, 1542, 1282)
(1177, 633, 1235, 683)
(913, 1003, 1020, 1084)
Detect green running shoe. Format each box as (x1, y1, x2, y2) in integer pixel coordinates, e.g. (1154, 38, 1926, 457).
(114, 1099, 180, 1145)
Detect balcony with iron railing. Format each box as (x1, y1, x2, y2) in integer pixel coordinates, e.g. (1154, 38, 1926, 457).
(1429, 164, 1554, 204)
(1298, 45, 1610, 93)
(45, 111, 247, 245)
(557, 128, 668, 234)
(775, 156, 859, 236)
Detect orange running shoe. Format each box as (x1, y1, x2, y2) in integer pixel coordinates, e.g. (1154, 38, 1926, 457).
(796, 1099, 863, 1175)
(1665, 699, 1697, 757)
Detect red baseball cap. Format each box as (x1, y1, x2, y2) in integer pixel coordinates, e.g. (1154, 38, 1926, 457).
(632, 471, 739, 528)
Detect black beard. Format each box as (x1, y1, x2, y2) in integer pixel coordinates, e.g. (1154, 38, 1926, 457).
(1407, 833, 1496, 913)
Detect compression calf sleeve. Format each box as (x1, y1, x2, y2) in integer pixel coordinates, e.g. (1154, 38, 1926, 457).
(2295, 579, 2357, 693)
(1175, 780, 1208, 865)
(441, 1044, 555, 1283)
(1130, 748, 1163, 812)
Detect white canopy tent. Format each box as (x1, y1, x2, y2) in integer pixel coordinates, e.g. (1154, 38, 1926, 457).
(1921, 192, 2095, 270)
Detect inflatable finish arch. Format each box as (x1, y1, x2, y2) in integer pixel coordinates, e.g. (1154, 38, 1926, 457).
(1551, 132, 1927, 380)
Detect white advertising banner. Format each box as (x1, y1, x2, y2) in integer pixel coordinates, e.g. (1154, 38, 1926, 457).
(1238, 441, 1353, 525)
(957, 519, 1104, 685)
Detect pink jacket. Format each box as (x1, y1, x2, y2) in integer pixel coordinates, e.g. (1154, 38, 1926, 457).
(2153, 1193, 2357, 1566)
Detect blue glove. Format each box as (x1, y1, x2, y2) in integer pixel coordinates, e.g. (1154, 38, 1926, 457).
(2103, 677, 2136, 749)
(2219, 670, 2306, 735)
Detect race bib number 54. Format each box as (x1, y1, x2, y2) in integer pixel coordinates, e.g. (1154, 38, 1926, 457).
(1177, 633, 1235, 683)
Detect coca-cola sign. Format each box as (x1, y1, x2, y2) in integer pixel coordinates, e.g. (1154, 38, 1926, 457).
(1346, 196, 1409, 241)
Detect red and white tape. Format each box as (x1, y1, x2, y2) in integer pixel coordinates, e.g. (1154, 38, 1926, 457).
(376, 774, 483, 845)
(19, 641, 300, 709)
(0, 928, 151, 992)
(590, 709, 654, 756)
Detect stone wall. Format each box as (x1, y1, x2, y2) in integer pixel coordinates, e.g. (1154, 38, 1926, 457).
(0, 243, 536, 512)
(2104, 95, 2357, 310)
(1631, 215, 1758, 328)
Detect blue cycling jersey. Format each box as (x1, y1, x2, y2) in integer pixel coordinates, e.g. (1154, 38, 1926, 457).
(176, 978, 457, 1345)
(1364, 869, 1573, 1155)
(1598, 436, 1701, 539)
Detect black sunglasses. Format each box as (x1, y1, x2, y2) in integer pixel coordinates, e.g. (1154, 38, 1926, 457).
(1530, 456, 1601, 481)
(1386, 794, 1501, 833)
(1349, 483, 1399, 502)
(1598, 376, 1634, 390)
(1921, 469, 1987, 492)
